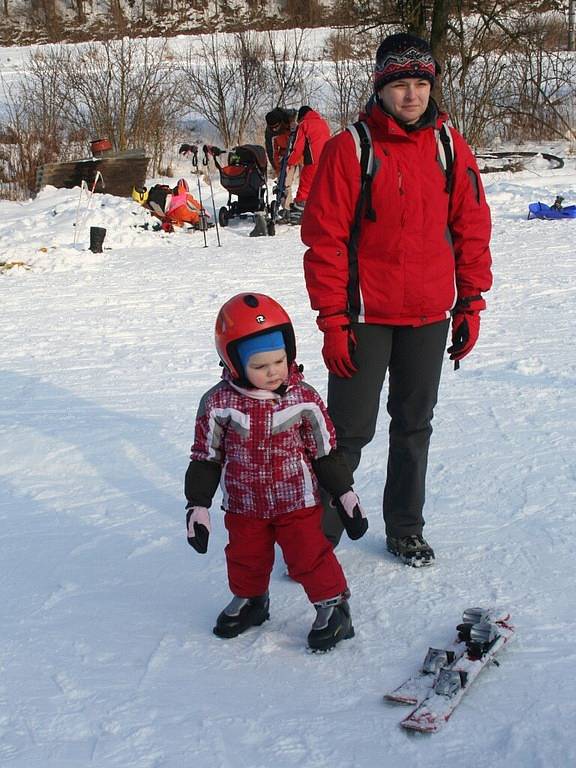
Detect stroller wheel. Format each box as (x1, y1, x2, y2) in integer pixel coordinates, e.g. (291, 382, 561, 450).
(218, 207, 229, 227)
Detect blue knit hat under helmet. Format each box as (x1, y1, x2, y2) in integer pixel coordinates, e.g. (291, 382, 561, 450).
(236, 330, 286, 373)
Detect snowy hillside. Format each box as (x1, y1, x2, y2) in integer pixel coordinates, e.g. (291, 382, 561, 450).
(1, 155, 576, 766)
(0, 0, 337, 45)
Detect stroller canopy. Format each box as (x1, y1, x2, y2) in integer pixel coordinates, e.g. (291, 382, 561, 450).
(227, 144, 268, 174)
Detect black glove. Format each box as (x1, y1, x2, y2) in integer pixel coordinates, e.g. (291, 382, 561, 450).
(202, 144, 224, 157)
(178, 143, 198, 156)
(334, 491, 368, 540)
(186, 506, 210, 554)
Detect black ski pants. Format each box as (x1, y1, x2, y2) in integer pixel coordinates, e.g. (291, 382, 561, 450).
(323, 320, 449, 545)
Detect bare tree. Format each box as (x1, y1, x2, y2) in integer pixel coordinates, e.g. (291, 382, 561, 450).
(0, 37, 183, 196)
(321, 28, 376, 130)
(180, 32, 270, 146)
(265, 29, 310, 108)
(499, 33, 576, 142)
(74, 0, 85, 24)
(32, 0, 60, 38)
(399, 0, 427, 35)
(55, 38, 184, 167)
(0, 48, 74, 195)
(441, 2, 575, 144)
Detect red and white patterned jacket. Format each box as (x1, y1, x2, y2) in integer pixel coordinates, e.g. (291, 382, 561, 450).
(188, 363, 340, 519)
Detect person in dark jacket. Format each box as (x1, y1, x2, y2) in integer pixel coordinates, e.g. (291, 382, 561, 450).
(264, 107, 298, 208)
(286, 106, 331, 222)
(301, 33, 492, 566)
(184, 293, 367, 651)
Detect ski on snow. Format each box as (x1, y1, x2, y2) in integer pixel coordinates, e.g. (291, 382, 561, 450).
(384, 607, 515, 733)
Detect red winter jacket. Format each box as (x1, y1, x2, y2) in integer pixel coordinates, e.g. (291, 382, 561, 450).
(189, 364, 340, 519)
(288, 109, 331, 168)
(301, 100, 492, 326)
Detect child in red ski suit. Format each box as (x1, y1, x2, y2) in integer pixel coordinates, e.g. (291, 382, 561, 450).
(184, 292, 367, 651)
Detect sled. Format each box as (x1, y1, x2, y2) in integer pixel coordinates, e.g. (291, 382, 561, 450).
(527, 202, 576, 220)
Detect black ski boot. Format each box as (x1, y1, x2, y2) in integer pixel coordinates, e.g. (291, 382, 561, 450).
(213, 593, 270, 639)
(288, 200, 305, 225)
(307, 594, 354, 652)
(386, 534, 435, 567)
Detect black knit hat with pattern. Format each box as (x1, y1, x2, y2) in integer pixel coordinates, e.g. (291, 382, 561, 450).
(373, 33, 437, 92)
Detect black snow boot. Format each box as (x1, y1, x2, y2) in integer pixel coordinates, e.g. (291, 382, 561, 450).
(386, 534, 435, 567)
(276, 208, 290, 224)
(307, 594, 354, 652)
(288, 200, 305, 225)
(89, 226, 106, 253)
(213, 593, 270, 639)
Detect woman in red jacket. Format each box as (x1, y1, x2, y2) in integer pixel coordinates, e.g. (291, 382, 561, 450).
(301, 33, 492, 566)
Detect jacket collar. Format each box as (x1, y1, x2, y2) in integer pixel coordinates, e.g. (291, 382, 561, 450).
(222, 361, 303, 400)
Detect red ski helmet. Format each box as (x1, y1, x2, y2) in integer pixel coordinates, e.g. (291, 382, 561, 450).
(215, 293, 296, 379)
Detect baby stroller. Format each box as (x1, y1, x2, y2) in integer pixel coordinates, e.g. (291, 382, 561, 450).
(212, 145, 269, 227)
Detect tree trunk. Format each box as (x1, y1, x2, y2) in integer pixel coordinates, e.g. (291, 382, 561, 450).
(430, 0, 453, 104)
(401, 0, 427, 35)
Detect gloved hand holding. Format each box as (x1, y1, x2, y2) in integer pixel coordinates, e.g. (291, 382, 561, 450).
(334, 490, 368, 540)
(447, 295, 486, 366)
(202, 144, 224, 157)
(317, 314, 357, 378)
(186, 506, 211, 554)
(178, 143, 197, 156)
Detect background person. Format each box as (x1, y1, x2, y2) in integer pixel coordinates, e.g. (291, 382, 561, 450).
(286, 106, 331, 223)
(265, 107, 298, 210)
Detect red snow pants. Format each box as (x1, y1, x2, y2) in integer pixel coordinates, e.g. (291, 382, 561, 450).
(293, 164, 317, 204)
(224, 505, 347, 604)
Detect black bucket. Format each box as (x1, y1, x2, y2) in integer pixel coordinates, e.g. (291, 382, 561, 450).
(89, 226, 107, 253)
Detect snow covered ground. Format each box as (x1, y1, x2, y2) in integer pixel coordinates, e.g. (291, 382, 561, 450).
(1, 152, 576, 767)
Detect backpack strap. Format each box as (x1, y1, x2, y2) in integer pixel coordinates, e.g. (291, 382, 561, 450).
(346, 121, 376, 320)
(436, 122, 455, 193)
(347, 121, 376, 222)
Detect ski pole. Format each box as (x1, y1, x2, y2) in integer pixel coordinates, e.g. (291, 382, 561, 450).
(190, 147, 208, 248)
(73, 180, 87, 244)
(202, 145, 221, 247)
(75, 171, 103, 244)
